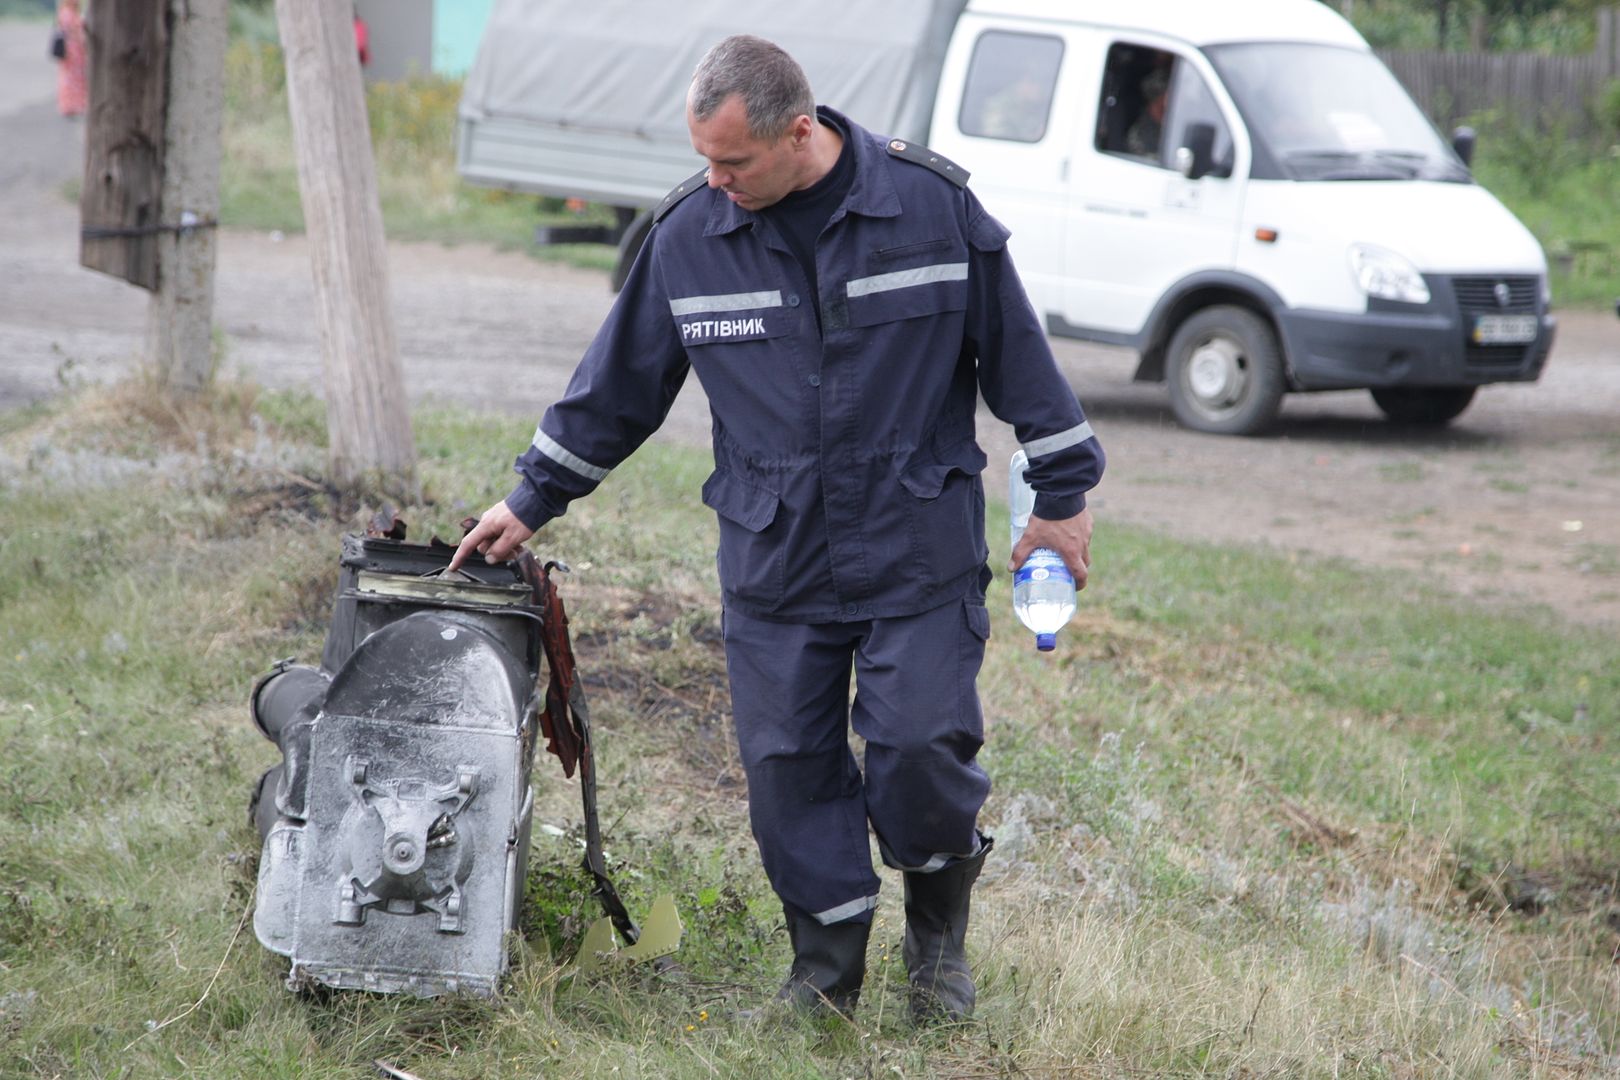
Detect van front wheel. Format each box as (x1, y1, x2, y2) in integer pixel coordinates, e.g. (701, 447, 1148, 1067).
(1369, 386, 1476, 426)
(1166, 306, 1285, 435)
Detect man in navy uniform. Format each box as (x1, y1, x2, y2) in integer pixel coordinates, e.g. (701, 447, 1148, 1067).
(452, 34, 1104, 1022)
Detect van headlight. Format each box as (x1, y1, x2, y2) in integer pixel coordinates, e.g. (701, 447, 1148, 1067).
(1348, 243, 1430, 305)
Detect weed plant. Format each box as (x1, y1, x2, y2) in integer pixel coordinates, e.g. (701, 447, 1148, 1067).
(2, 377, 1619, 1076)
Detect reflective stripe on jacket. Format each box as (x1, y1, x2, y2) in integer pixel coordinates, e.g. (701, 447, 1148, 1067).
(506, 107, 1104, 622)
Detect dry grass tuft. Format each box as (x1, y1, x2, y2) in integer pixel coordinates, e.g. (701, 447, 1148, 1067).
(6, 369, 262, 461)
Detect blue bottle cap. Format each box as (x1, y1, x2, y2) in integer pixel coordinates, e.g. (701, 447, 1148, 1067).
(1036, 632, 1056, 652)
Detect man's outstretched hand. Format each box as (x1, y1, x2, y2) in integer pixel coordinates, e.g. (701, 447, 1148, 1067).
(1009, 507, 1093, 590)
(448, 500, 535, 572)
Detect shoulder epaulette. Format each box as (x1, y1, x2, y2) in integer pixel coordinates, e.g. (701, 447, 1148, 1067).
(653, 168, 711, 223)
(884, 138, 970, 187)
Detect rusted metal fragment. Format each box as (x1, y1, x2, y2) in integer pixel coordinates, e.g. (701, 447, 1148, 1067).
(366, 505, 407, 540)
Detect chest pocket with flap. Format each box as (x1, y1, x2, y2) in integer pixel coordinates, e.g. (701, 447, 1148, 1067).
(843, 257, 969, 328)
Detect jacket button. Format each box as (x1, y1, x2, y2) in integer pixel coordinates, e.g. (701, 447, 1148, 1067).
(787, 294, 800, 307)
(844, 603, 858, 615)
(807, 374, 821, 388)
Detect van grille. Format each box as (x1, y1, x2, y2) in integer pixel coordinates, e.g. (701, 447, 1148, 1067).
(1451, 275, 1541, 371)
(1452, 276, 1538, 313)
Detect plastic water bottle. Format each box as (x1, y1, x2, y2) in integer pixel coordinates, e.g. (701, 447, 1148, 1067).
(1009, 450, 1075, 652)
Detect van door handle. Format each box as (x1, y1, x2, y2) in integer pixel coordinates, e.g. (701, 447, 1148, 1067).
(1059, 158, 1069, 182)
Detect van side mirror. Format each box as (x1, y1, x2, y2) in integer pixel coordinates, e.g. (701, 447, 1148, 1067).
(1451, 126, 1476, 167)
(1175, 122, 1218, 180)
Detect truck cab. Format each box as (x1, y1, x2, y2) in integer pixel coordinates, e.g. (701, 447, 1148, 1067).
(928, 0, 1554, 433)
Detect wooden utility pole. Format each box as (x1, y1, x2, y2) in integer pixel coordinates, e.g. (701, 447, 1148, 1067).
(80, 0, 226, 394)
(147, 0, 227, 393)
(275, 0, 417, 494)
(80, 1, 167, 291)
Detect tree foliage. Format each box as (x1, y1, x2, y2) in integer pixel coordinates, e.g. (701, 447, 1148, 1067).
(1329, 0, 1607, 52)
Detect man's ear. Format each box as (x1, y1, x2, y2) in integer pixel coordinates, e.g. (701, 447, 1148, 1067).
(789, 113, 816, 149)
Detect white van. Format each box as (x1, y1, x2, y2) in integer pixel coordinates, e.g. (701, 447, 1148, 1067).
(458, 0, 1555, 434)
(928, 0, 1554, 433)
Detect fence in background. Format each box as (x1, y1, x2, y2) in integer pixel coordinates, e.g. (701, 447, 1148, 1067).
(1377, 7, 1620, 138)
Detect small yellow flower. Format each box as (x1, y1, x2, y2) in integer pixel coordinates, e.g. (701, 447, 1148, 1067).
(685, 1024, 696, 1032)
(698, 1010, 708, 1022)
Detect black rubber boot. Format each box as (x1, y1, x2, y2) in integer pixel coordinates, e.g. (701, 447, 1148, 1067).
(742, 903, 870, 1021)
(902, 835, 992, 1024)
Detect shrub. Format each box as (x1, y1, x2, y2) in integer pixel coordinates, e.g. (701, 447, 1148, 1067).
(1599, 79, 1620, 142)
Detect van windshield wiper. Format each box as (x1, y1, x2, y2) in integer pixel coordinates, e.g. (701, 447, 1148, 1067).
(1368, 149, 1472, 182)
(1281, 148, 1419, 181)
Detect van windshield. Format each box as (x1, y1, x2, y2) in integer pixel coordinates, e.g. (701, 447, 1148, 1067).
(1205, 43, 1471, 182)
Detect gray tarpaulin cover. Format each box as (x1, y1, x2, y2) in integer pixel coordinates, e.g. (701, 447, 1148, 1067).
(458, 0, 968, 206)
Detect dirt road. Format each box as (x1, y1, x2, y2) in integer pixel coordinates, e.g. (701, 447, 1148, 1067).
(3, 23, 1616, 627)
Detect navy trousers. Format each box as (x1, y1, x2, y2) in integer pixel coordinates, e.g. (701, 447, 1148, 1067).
(723, 591, 993, 926)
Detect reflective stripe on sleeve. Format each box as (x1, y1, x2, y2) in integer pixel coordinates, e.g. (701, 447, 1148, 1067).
(532, 428, 610, 482)
(1023, 421, 1095, 460)
(668, 290, 783, 317)
(811, 893, 879, 925)
(845, 261, 968, 298)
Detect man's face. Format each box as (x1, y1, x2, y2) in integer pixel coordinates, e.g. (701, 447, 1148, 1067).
(688, 94, 807, 212)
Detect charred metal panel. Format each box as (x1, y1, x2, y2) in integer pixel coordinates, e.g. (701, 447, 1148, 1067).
(251, 532, 545, 997)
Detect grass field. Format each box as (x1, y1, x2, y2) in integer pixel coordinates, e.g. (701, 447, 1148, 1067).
(2, 379, 1617, 1077)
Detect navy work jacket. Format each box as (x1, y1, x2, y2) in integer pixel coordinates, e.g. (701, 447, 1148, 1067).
(506, 107, 1104, 623)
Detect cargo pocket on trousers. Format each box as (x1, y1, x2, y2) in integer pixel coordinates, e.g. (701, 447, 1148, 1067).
(701, 467, 784, 606)
(957, 597, 991, 741)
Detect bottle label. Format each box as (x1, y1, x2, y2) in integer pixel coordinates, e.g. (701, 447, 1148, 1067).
(1013, 550, 1073, 588)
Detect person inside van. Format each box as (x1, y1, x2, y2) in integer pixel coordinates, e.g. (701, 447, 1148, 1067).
(1125, 65, 1169, 159)
(979, 70, 1051, 141)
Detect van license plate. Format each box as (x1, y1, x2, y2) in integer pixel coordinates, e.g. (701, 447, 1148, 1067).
(1471, 314, 1537, 345)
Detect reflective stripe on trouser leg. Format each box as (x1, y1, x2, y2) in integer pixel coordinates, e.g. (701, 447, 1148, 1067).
(855, 594, 991, 873)
(723, 608, 881, 925)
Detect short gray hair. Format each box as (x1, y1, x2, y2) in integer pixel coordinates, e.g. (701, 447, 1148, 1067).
(689, 35, 815, 141)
